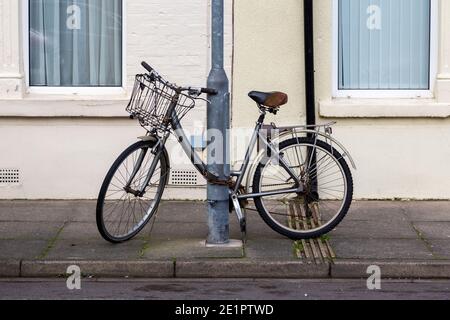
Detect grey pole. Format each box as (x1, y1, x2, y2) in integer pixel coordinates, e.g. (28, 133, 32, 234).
(206, 0, 230, 244)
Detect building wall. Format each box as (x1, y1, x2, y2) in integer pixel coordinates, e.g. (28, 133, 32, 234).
(1, 0, 450, 200)
(233, 0, 450, 199)
(0, 0, 232, 200)
(232, 0, 306, 128)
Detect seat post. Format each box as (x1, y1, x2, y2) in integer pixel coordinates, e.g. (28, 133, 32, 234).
(257, 107, 266, 125)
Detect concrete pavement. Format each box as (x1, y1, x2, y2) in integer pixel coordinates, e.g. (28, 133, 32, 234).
(0, 200, 449, 279)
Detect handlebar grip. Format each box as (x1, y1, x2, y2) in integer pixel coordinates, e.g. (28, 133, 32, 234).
(201, 88, 218, 95)
(141, 61, 153, 73)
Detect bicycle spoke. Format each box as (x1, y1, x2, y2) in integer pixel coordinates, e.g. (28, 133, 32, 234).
(256, 139, 350, 235)
(99, 144, 167, 241)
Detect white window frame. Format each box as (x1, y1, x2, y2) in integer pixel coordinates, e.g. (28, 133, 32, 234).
(332, 0, 438, 99)
(21, 0, 127, 95)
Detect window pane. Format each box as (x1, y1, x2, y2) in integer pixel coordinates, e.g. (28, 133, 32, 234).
(338, 0, 431, 90)
(29, 0, 122, 87)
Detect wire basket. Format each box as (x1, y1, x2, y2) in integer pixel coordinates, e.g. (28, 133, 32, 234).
(126, 74, 196, 130)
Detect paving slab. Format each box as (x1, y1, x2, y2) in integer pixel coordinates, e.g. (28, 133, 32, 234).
(0, 260, 21, 277)
(155, 201, 207, 223)
(412, 222, 450, 240)
(142, 239, 244, 260)
(141, 221, 208, 240)
(72, 201, 96, 222)
(428, 240, 450, 259)
(0, 221, 64, 240)
(45, 239, 146, 261)
(145, 223, 246, 241)
(153, 214, 242, 243)
(0, 200, 97, 223)
(176, 260, 330, 278)
(0, 201, 14, 218)
(21, 260, 174, 278)
(58, 219, 241, 243)
(0, 201, 77, 222)
(58, 222, 102, 240)
(145, 213, 243, 240)
(154, 201, 247, 237)
(330, 219, 417, 239)
(402, 201, 450, 222)
(244, 211, 287, 240)
(331, 260, 450, 279)
(244, 239, 296, 260)
(0, 240, 48, 260)
(330, 238, 434, 260)
(344, 201, 407, 221)
(59, 220, 209, 241)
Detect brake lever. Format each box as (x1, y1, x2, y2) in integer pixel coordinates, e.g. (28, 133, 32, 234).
(195, 97, 211, 104)
(188, 87, 202, 97)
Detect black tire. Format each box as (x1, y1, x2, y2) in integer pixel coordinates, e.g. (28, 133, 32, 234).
(253, 137, 353, 240)
(97, 141, 169, 243)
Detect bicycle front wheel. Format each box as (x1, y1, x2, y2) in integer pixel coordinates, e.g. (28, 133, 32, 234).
(96, 141, 169, 243)
(253, 137, 353, 240)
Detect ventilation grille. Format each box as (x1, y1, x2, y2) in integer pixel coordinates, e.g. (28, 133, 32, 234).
(0, 169, 20, 185)
(169, 170, 203, 186)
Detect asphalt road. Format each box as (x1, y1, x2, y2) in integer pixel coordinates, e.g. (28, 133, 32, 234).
(0, 279, 449, 300)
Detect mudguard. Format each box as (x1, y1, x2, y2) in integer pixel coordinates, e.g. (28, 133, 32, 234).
(244, 128, 357, 193)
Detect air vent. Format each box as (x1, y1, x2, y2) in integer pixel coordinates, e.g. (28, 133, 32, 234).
(169, 170, 203, 186)
(0, 169, 20, 185)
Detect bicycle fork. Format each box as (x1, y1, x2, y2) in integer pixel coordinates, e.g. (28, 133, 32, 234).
(124, 134, 169, 197)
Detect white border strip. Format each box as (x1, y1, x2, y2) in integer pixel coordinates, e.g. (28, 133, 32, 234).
(21, 0, 127, 96)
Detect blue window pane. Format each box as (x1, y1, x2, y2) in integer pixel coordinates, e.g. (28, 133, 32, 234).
(339, 0, 431, 90)
(29, 0, 122, 87)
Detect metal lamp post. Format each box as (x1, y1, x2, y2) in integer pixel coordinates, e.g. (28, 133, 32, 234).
(206, 0, 230, 244)
(205, 0, 316, 244)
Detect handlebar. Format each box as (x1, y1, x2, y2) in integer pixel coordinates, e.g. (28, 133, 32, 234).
(141, 61, 153, 73)
(200, 87, 218, 95)
(141, 61, 218, 96)
(182, 87, 218, 96)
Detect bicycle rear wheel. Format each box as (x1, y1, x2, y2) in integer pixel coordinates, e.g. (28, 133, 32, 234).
(253, 137, 353, 240)
(96, 141, 169, 243)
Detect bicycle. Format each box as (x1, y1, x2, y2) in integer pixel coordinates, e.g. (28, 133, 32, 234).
(96, 62, 356, 243)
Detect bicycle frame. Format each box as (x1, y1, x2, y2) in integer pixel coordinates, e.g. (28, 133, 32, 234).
(170, 108, 304, 200)
(131, 97, 356, 206)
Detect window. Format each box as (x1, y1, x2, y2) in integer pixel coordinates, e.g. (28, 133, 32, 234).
(27, 0, 123, 88)
(334, 0, 437, 97)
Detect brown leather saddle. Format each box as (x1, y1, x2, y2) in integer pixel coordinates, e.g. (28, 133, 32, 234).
(248, 91, 288, 108)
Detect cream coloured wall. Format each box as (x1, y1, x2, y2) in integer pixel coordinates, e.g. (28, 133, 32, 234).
(232, 0, 306, 128)
(1, 0, 450, 200)
(233, 0, 450, 199)
(0, 0, 23, 99)
(0, 118, 208, 200)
